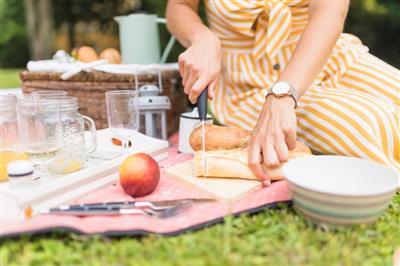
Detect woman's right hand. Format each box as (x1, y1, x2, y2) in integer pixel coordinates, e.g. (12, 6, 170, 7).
(178, 31, 222, 104)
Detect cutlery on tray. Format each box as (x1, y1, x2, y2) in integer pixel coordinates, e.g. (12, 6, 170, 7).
(38, 198, 215, 218)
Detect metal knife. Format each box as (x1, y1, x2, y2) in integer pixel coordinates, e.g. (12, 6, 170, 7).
(40, 201, 193, 219)
(50, 198, 215, 212)
(197, 88, 208, 177)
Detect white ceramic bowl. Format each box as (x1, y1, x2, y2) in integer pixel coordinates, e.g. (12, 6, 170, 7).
(282, 156, 399, 225)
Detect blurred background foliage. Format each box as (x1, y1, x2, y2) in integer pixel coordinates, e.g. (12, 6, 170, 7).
(0, 0, 399, 68)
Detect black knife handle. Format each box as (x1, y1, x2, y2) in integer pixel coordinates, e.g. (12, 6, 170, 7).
(197, 87, 208, 121)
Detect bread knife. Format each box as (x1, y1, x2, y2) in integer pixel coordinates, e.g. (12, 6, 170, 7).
(197, 88, 208, 177)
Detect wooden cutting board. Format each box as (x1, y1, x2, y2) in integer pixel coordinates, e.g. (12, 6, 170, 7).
(165, 159, 262, 201)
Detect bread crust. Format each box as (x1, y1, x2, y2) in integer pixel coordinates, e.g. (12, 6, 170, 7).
(189, 124, 251, 151)
(190, 125, 311, 153)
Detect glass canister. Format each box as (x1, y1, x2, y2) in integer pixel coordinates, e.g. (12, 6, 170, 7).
(46, 96, 97, 174)
(0, 95, 28, 181)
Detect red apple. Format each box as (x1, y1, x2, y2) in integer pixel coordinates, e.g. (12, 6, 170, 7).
(119, 153, 160, 197)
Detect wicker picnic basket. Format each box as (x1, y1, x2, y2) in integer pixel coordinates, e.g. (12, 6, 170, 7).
(20, 68, 188, 136)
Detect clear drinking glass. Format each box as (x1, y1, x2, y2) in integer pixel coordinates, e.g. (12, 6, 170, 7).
(105, 90, 139, 154)
(1, 95, 29, 180)
(16, 99, 62, 179)
(31, 90, 67, 99)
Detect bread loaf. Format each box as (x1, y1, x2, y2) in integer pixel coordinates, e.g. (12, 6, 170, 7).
(190, 125, 312, 180)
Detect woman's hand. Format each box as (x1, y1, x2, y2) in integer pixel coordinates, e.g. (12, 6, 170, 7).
(178, 31, 222, 103)
(248, 96, 297, 186)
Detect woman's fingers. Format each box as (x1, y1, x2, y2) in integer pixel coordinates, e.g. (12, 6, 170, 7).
(285, 133, 297, 151)
(178, 54, 189, 88)
(184, 71, 198, 97)
(189, 76, 209, 104)
(208, 77, 218, 100)
(274, 130, 289, 162)
(248, 141, 268, 182)
(262, 135, 280, 168)
(178, 54, 185, 82)
(283, 122, 297, 150)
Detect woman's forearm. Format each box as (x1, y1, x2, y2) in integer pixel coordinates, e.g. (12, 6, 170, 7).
(166, 0, 215, 48)
(277, 0, 349, 96)
(166, 0, 222, 103)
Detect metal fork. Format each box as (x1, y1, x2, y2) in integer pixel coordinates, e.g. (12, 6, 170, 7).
(130, 202, 191, 218)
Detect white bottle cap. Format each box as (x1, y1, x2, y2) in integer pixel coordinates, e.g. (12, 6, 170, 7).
(7, 160, 34, 177)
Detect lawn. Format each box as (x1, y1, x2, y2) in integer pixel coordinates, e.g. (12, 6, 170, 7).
(1, 193, 399, 266)
(0, 68, 23, 89)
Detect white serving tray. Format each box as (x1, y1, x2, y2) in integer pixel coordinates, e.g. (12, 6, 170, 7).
(0, 129, 169, 220)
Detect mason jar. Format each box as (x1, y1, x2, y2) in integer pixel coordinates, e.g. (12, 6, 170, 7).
(46, 96, 97, 174)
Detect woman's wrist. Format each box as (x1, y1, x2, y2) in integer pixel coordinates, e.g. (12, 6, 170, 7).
(265, 95, 296, 110)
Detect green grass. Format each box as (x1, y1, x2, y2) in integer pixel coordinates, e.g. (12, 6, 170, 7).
(0, 68, 23, 88)
(1, 193, 399, 266)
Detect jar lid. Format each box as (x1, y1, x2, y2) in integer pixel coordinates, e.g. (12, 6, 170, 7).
(7, 160, 34, 177)
(180, 108, 213, 120)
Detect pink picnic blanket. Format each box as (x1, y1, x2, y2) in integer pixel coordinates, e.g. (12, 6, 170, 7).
(1, 148, 291, 237)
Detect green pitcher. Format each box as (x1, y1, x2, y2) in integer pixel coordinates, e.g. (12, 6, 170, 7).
(114, 13, 175, 64)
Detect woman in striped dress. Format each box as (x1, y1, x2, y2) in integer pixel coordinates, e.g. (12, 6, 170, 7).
(166, 0, 399, 184)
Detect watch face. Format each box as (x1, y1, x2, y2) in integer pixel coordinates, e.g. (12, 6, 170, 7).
(272, 82, 291, 95)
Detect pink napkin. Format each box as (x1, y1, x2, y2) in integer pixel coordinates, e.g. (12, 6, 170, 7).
(1, 148, 291, 237)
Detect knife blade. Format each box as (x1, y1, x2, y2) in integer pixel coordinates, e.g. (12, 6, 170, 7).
(201, 120, 207, 176)
(197, 88, 208, 177)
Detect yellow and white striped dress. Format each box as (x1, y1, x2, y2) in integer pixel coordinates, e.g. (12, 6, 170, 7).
(204, 0, 400, 172)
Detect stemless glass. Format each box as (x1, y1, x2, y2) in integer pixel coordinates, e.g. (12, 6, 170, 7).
(0, 95, 28, 180)
(16, 99, 62, 179)
(105, 90, 139, 154)
(31, 90, 68, 99)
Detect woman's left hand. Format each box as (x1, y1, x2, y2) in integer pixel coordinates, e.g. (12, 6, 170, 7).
(248, 96, 297, 186)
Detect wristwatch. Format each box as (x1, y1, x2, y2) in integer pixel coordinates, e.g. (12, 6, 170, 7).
(266, 81, 299, 108)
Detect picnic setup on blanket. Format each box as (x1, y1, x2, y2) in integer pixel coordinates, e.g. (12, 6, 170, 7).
(1, 57, 398, 237)
(0, 11, 399, 239)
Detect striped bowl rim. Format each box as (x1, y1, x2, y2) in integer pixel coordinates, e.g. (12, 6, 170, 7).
(294, 205, 382, 225)
(293, 196, 389, 219)
(288, 182, 395, 207)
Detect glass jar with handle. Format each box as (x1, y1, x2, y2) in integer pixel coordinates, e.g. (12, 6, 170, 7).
(44, 96, 97, 174)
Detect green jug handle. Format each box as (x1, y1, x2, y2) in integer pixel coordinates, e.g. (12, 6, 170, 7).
(156, 18, 176, 64)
